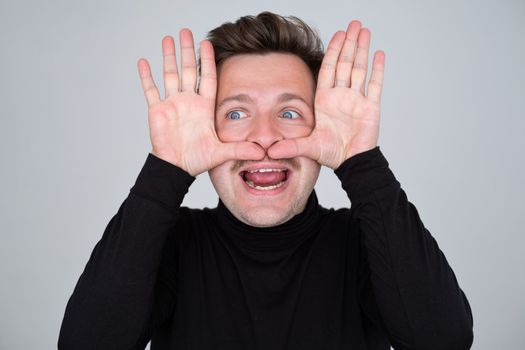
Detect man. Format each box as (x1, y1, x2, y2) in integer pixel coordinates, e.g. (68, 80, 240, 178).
(58, 12, 473, 350)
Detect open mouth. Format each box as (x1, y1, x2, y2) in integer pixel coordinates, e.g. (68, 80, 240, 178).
(239, 168, 290, 192)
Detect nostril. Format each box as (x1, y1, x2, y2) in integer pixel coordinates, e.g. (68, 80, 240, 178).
(246, 126, 285, 149)
(269, 139, 281, 148)
(245, 139, 283, 157)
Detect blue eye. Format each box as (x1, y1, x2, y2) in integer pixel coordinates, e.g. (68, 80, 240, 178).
(281, 110, 300, 119)
(227, 110, 247, 120)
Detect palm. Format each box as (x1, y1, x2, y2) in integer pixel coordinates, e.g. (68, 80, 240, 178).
(147, 93, 219, 174)
(268, 21, 385, 169)
(312, 86, 380, 168)
(138, 30, 264, 176)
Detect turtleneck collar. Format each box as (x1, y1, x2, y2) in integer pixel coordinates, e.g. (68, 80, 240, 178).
(213, 190, 322, 252)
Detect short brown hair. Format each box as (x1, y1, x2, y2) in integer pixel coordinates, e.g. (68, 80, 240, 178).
(202, 11, 324, 83)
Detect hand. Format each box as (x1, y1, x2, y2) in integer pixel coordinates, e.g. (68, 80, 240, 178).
(137, 29, 265, 176)
(267, 21, 385, 169)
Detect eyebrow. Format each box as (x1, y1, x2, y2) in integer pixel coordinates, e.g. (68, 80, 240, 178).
(277, 93, 309, 105)
(217, 94, 253, 108)
(217, 93, 309, 108)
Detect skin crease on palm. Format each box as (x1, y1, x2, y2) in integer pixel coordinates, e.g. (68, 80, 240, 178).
(209, 53, 321, 227)
(137, 20, 385, 228)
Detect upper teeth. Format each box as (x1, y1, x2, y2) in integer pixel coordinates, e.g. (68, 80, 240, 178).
(247, 168, 286, 173)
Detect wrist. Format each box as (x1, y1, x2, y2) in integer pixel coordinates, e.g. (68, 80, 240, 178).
(334, 146, 397, 203)
(151, 147, 187, 171)
(345, 143, 378, 161)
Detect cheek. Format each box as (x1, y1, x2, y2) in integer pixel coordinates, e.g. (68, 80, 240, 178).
(279, 123, 313, 139)
(209, 162, 235, 189)
(299, 158, 321, 181)
(215, 124, 246, 142)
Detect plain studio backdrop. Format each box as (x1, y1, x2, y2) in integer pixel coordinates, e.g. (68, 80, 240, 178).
(1, 0, 524, 348)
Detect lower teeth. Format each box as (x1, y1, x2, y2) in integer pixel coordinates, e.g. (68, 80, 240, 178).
(245, 180, 285, 190)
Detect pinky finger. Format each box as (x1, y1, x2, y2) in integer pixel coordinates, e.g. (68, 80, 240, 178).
(367, 50, 385, 103)
(137, 58, 161, 107)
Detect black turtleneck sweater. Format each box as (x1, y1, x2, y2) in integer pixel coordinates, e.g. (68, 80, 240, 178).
(58, 147, 474, 350)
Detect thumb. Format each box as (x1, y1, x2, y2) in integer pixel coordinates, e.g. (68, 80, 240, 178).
(267, 136, 321, 161)
(216, 141, 266, 163)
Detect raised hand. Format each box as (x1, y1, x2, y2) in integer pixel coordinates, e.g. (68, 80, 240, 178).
(267, 21, 385, 169)
(137, 29, 265, 176)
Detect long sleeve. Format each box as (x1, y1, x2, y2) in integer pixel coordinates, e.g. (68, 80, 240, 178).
(58, 153, 195, 350)
(335, 147, 474, 350)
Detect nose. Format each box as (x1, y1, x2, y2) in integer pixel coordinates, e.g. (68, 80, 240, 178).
(246, 114, 284, 151)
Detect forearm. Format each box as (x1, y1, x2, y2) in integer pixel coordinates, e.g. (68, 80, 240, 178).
(58, 153, 195, 350)
(336, 147, 473, 350)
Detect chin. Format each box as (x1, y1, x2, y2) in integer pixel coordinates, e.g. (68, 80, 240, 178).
(235, 206, 298, 227)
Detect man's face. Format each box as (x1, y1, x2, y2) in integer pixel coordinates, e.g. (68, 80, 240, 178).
(209, 52, 321, 227)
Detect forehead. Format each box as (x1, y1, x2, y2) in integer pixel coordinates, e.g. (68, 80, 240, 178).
(216, 53, 315, 101)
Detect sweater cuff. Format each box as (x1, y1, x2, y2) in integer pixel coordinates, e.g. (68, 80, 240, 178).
(334, 146, 398, 203)
(130, 153, 196, 212)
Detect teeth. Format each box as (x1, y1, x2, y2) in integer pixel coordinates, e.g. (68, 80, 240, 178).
(247, 168, 286, 173)
(245, 180, 286, 190)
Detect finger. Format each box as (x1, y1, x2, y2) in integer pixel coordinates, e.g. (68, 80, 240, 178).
(334, 20, 361, 87)
(137, 58, 161, 107)
(367, 50, 386, 103)
(317, 31, 346, 90)
(350, 28, 371, 95)
(217, 141, 266, 163)
(267, 137, 321, 161)
(198, 40, 217, 99)
(162, 35, 179, 98)
(179, 28, 197, 92)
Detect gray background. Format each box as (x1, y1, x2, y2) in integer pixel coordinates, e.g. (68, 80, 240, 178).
(1, 0, 523, 348)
